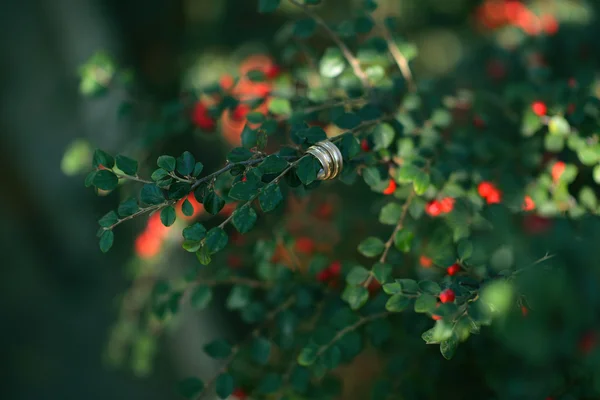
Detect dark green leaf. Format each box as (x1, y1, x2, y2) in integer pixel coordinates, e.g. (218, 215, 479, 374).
(257, 373, 282, 394)
(84, 171, 96, 187)
(414, 293, 437, 313)
(413, 170, 430, 195)
(93, 149, 114, 169)
(204, 227, 228, 254)
(379, 203, 402, 225)
(203, 339, 231, 359)
(294, 18, 317, 38)
(227, 285, 251, 310)
(372, 263, 392, 283)
(296, 156, 321, 185)
(115, 155, 138, 176)
(241, 125, 258, 148)
(457, 239, 473, 261)
(259, 184, 283, 212)
(182, 240, 202, 253)
(193, 162, 204, 177)
(203, 191, 225, 215)
(358, 237, 385, 257)
(320, 48, 346, 78)
(168, 182, 191, 200)
(151, 168, 169, 181)
(397, 278, 419, 294)
(440, 335, 458, 360)
(247, 112, 265, 124)
(176, 151, 195, 176)
(157, 155, 176, 172)
(247, 69, 266, 82)
(160, 206, 176, 227)
(373, 123, 395, 150)
(394, 229, 413, 252)
(182, 199, 194, 216)
(229, 182, 257, 201)
(383, 282, 402, 295)
(227, 147, 254, 163)
(98, 210, 118, 227)
(232, 205, 258, 233)
(196, 245, 212, 265)
(322, 346, 342, 370)
(183, 223, 207, 241)
(297, 344, 319, 366)
(190, 286, 212, 310)
(385, 293, 410, 312)
(335, 113, 362, 129)
(178, 377, 204, 399)
(215, 374, 234, 399)
(252, 337, 272, 365)
(117, 198, 139, 217)
(140, 184, 165, 205)
(419, 280, 441, 295)
(298, 126, 327, 144)
(342, 285, 369, 310)
(92, 170, 118, 190)
(259, 155, 289, 174)
(339, 134, 360, 160)
(355, 15, 374, 33)
(99, 230, 114, 253)
(346, 266, 370, 285)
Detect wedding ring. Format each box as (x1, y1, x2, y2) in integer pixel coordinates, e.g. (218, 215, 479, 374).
(306, 140, 344, 181)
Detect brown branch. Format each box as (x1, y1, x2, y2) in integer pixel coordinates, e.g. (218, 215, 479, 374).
(288, 0, 371, 90)
(380, 28, 416, 93)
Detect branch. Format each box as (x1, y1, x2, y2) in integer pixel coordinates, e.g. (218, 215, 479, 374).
(104, 203, 167, 231)
(380, 27, 416, 93)
(113, 172, 153, 184)
(288, 0, 371, 90)
(363, 190, 415, 288)
(194, 276, 272, 289)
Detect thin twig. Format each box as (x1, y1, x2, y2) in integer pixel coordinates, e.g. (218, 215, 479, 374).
(288, 0, 371, 90)
(363, 191, 415, 288)
(113, 172, 153, 184)
(379, 26, 416, 92)
(105, 203, 167, 231)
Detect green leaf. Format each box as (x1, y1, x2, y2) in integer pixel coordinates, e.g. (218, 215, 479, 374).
(99, 230, 114, 253)
(296, 156, 321, 185)
(421, 328, 439, 344)
(397, 278, 419, 294)
(193, 162, 204, 177)
(294, 18, 317, 38)
(259, 184, 283, 212)
(204, 191, 225, 215)
(196, 245, 212, 265)
(412, 170, 430, 195)
(320, 48, 346, 78)
(373, 123, 395, 150)
(84, 171, 96, 187)
(232, 205, 257, 234)
(579, 186, 597, 209)
(215, 373, 234, 399)
(157, 155, 176, 172)
(382, 282, 401, 295)
(322, 346, 342, 370)
(205, 227, 228, 254)
(258, 0, 281, 13)
(117, 198, 139, 217)
(182, 240, 202, 252)
(521, 109, 542, 137)
(346, 266, 371, 285)
(335, 113, 362, 130)
(578, 147, 599, 166)
(160, 206, 176, 227)
(419, 280, 441, 295)
(252, 337, 272, 365)
(385, 293, 410, 312)
(176, 151, 195, 176)
(247, 69, 266, 82)
(227, 285, 251, 309)
(440, 335, 458, 360)
(548, 115, 570, 136)
(115, 155, 138, 176)
(298, 126, 327, 144)
(414, 293, 437, 313)
(393, 229, 413, 252)
(229, 182, 257, 201)
(93, 149, 114, 169)
(140, 184, 165, 205)
(342, 285, 369, 310)
(259, 155, 289, 174)
(257, 373, 282, 394)
(246, 112, 265, 124)
(168, 182, 191, 200)
(268, 97, 292, 116)
(241, 125, 258, 148)
(395, 164, 420, 184)
(182, 199, 194, 216)
(544, 134, 564, 152)
(183, 223, 207, 241)
(92, 170, 118, 190)
(151, 168, 169, 181)
(396, 41, 418, 61)
(339, 134, 360, 160)
(431, 109, 452, 128)
(594, 165, 600, 184)
(297, 344, 318, 366)
(227, 147, 254, 163)
(204, 339, 232, 359)
(457, 239, 473, 261)
(99, 210, 119, 227)
(379, 203, 402, 225)
(372, 263, 392, 283)
(190, 286, 212, 310)
(358, 237, 385, 257)
(178, 377, 204, 399)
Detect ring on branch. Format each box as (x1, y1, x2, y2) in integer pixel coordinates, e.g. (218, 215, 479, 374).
(306, 140, 343, 180)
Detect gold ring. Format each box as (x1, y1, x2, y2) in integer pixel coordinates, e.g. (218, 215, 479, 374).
(306, 140, 344, 181)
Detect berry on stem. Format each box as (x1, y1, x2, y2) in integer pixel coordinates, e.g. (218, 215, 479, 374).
(360, 138, 370, 152)
(383, 179, 397, 195)
(192, 102, 216, 131)
(531, 101, 547, 116)
(295, 237, 315, 254)
(522, 195, 535, 211)
(420, 255, 433, 268)
(551, 161, 565, 182)
(439, 289, 456, 304)
(447, 264, 460, 276)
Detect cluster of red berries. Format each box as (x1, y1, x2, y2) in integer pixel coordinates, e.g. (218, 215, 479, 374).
(476, 0, 559, 36)
(478, 181, 502, 204)
(431, 289, 456, 320)
(316, 260, 341, 283)
(425, 197, 455, 217)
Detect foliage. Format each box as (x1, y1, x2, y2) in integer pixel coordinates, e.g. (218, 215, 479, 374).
(76, 0, 600, 399)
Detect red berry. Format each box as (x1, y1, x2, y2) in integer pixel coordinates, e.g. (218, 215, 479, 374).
(439, 197, 455, 214)
(382, 179, 397, 195)
(541, 15, 559, 35)
(439, 289, 456, 304)
(551, 161, 566, 182)
(568, 78, 577, 88)
(477, 181, 495, 198)
(328, 260, 341, 275)
(522, 195, 535, 211)
(295, 237, 315, 254)
(360, 139, 370, 152)
(317, 269, 331, 282)
(425, 200, 443, 217)
(521, 305, 529, 317)
(315, 202, 334, 219)
(579, 331, 598, 354)
(420, 255, 433, 268)
(523, 215, 553, 234)
(232, 388, 248, 400)
(192, 102, 216, 131)
(486, 189, 502, 204)
(473, 115, 486, 129)
(266, 64, 281, 79)
(447, 264, 460, 276)
(232, 104, 250, 121)
(531, 101, 547, 116)
(432, 314, 443, 321)
(220, 74, 235, 91)
(227, 255, 243, 269)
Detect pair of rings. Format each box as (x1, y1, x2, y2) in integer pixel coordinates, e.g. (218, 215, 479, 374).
(306, 140, 344, 180)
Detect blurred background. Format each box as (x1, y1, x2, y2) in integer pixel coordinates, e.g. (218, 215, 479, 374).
(1, 0, 599, 399)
